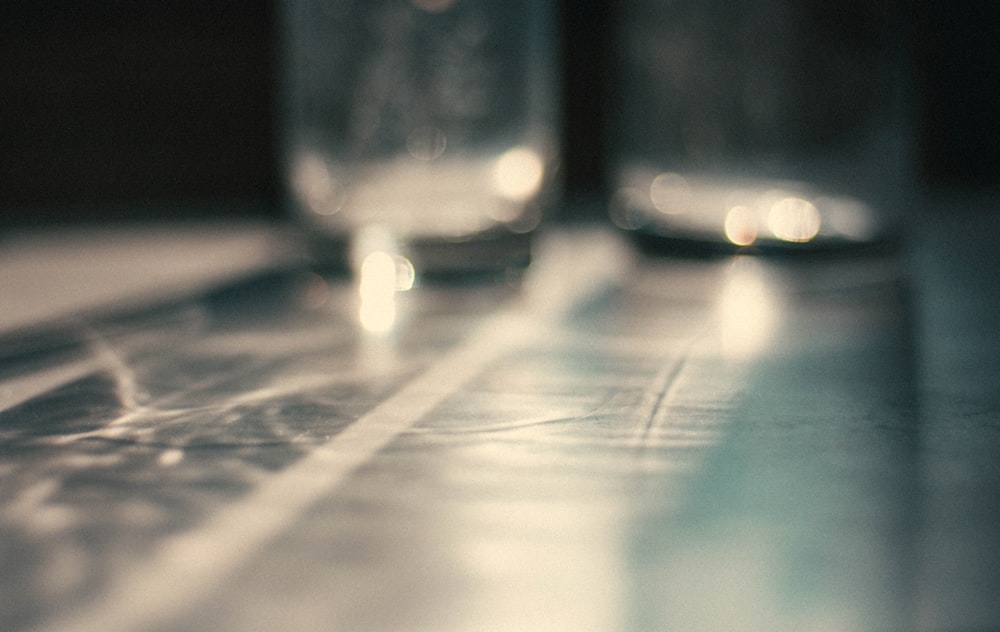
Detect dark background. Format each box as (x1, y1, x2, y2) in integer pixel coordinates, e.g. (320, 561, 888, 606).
(1, 1, 997, 225)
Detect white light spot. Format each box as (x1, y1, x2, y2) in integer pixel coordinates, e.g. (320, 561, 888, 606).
(724, 205, 758, 246)
(357, 250, 414, 335)
(768, 196, 821, 243)
(492, 147, 545, 202)
(716, 258, 779, 359)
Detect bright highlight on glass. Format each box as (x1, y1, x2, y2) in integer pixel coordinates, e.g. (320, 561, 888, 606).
(767, 196, 821, 243)
(724, 205, 757, 246)
(613, 168, 882, 249)
(492, 147, 545, 202)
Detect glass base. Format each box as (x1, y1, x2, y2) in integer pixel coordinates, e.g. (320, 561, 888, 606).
(611, 170, 902, 257)
(300, 225, 535, 281)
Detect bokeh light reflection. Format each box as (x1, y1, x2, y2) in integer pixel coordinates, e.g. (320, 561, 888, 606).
(358, 250, 414, 335)
(767, 196, 821, 243)
(649, 172, 691, 215)
(716, 258, 779, 360)
(353, 227, 414, 335)
(724, 205, 758, 246)
(405, 126, 447, 161)
(492, 147, 545, 202)
(291, 153, 344, 216)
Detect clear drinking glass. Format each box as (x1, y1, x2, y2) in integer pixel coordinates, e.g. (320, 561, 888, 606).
(278, 0, 560, 276)
(608, 0, 914, 253)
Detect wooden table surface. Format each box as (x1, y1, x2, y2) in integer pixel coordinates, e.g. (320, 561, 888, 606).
(1, 198, 998, 632)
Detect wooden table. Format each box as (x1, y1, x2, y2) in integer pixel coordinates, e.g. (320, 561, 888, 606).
(1, 197, 998, 631)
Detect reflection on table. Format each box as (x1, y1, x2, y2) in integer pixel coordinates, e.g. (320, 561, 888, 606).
(1, 208, 998, 631)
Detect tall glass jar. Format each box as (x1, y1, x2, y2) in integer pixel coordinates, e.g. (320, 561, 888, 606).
(278, 0, 560, 276)
(608, 0, 914, 253)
